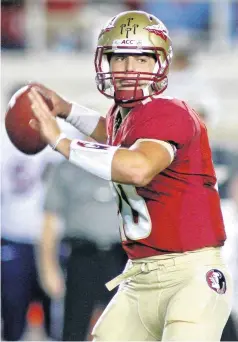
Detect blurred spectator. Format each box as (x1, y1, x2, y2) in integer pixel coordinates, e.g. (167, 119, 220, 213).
(1, 0, 26, 50)
(1, 127, 63, 341)
(38, 160, 127, 341)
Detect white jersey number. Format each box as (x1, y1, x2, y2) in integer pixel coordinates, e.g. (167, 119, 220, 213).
(113, 183, 152, 240)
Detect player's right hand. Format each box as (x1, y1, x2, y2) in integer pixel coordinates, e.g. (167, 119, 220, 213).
(41, 266, 66, 299)
(28, 82, 72, 119)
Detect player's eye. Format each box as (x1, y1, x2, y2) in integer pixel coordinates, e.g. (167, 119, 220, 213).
(114, 55, 125, 62)
(137, 57, 149, 63)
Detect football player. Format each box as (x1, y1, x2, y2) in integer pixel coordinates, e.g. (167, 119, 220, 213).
(27, 10, 232, 341)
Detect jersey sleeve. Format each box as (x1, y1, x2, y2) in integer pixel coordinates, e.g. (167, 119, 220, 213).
(129, 99, 197, 149)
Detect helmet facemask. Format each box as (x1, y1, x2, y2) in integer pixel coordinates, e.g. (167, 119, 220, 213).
(94, 11, 173, 106)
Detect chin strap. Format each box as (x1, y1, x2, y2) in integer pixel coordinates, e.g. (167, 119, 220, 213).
(115, 98, 142, 108)
(114, 89, 144, 108)
(114, 75, 168, 107)
(115, 89, 143, 101)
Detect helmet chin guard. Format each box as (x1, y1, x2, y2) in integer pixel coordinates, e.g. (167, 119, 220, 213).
(112, 74, 168, 107)
(94, 11, 173, 105)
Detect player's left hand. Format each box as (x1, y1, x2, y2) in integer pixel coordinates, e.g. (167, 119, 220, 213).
(28, 87, 62, 147)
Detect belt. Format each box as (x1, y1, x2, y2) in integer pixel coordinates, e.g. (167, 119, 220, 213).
(105, 247, 222, 291)
(105, 260, 163, 291)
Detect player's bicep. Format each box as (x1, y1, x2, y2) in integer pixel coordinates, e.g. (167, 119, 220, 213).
(130, 139, 176, 176)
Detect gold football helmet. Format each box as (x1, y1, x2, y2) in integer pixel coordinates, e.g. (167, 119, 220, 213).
(94, 10, 173, 105)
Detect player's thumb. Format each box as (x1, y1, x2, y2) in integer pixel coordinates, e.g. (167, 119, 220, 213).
(29, 119, 40, 131)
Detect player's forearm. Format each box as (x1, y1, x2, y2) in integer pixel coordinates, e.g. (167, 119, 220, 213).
(56, 139, 149, 186)
(55, 139, 149, 185)
(56, 142, 149, 185)
(56, 139, 172, 186)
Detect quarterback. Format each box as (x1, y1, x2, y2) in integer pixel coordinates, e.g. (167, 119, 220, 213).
(28, 11, 232, 341)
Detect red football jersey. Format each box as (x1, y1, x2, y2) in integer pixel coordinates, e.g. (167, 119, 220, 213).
(106, 96, 226, 259)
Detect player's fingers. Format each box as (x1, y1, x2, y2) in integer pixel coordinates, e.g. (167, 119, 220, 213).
(34, 90, 60, 118)
(28, 82, 52, 98)
(28, 92, 41, 118)
(28, 89, 51, 119)
(30, 88, 52, 114)
(29, 95, 47, 123)
(30, 103, 42, 122)
(34, 85, 53, 102)
(29, 119, 40, 131)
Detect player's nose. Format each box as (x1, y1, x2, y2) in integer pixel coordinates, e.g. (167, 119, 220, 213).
(125, 56, 136, 72)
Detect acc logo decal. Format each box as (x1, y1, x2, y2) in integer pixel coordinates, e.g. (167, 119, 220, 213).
(76, 141, 110, 150)
(113, 39, 142, 46)
(144, 23, 168, 41)
(119, 39, 135, 45)
(206, 269, 227, 294)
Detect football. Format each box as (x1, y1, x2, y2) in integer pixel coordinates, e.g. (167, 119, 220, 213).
(5, 84, 53, 155)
